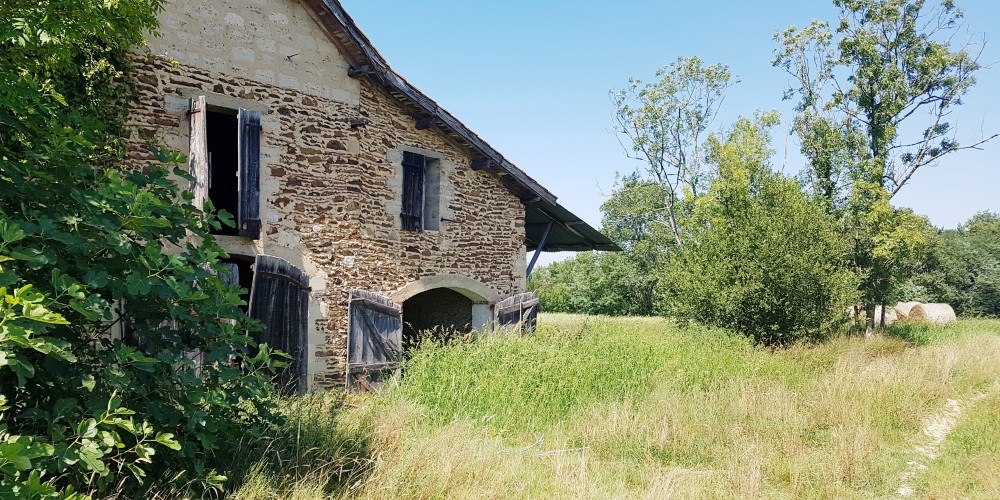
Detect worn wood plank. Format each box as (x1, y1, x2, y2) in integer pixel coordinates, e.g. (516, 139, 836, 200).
(248, 255, 310, 394)
(188, 96, 209, 209)
(346, 289, 402, 391)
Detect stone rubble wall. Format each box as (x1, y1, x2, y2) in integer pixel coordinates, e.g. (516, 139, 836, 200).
(126, 0, 527, 389)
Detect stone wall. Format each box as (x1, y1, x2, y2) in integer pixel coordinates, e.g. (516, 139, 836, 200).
(127, 0, 527, 389)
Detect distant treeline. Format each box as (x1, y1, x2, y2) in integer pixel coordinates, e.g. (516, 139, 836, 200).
(530, 210, 1000, 320)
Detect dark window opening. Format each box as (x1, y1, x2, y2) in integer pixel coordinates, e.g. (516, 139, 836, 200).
(400, 151, 442, 232)
(206, 109, 239, 236)
(401, 151, 425, 232)
(401, 288, 473, 350)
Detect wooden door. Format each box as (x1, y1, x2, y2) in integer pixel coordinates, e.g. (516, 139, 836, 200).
(248, 255, 310, 394)
(347, 289, 402, 391)
(494, 291, 539, 334)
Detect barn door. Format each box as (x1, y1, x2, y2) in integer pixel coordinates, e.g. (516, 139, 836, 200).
(248, 255, 310, 394)
(494, 291, 539, 334)
(347, 290, 402, 391)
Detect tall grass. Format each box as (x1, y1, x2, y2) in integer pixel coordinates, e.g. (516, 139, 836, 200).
(226, 315, 1000, 499)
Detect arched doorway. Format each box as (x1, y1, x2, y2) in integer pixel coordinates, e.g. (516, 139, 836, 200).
(389, 275, 500, 349)
(402, 288, 475, 348)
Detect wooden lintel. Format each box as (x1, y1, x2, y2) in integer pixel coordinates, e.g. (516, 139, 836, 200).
(347, 65, 374, 78)
(415, 117, 439, 130)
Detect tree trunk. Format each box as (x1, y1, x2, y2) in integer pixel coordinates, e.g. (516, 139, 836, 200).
(865, 302, 876, 336)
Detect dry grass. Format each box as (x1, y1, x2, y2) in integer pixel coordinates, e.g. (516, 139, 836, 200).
(227, 316, 1000, 499)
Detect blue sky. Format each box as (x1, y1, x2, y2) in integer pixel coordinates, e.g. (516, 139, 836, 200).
(339, 0, 1000, 265)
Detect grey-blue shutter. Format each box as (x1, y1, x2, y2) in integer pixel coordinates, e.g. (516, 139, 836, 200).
(347, 290, 402, 391)
(494, 291, 539, 334)
(248, 255, 309, 393)
(238, 109, 261, 239)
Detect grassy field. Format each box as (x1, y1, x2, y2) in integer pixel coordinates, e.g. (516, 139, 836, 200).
(227, 314, 1000, 499)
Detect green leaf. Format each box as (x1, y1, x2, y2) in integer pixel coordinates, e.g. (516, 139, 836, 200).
(154, 432, 182, 451)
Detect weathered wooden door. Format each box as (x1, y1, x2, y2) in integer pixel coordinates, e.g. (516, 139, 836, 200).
(248, 255, 310, 394)
(347, 290, 402, 391)
(494, 291, 539, 334)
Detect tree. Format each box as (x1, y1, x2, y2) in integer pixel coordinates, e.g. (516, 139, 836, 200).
(660, 114, 857, 345)
(528, 175, 667, 317)
(774, 0, 995, 332)
(611, 57, 737, 245)
(1, 1, 278, 497)
(904, 212, 1000, 316)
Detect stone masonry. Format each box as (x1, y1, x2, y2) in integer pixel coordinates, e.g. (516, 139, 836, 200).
(127, 0, 527, 389)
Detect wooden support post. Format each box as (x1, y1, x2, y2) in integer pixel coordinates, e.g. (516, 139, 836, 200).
(526, 221, 553, 279)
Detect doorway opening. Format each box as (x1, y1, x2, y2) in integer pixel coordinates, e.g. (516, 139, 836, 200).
(401, 288, 478, 349)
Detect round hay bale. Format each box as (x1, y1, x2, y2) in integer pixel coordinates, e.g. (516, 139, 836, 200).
(908, 303, 956, 325)
(872, 305, 897, 326)
(893, 301, 921, 321)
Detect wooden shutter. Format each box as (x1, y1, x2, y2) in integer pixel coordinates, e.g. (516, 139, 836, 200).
(347, 289, 402, 391)
(494, 291, 539, 334)
(401, 151, 425, 232)
(238, 109, 262, 239)
(248, 255, 310, 394)
(188, 96, 209, 209)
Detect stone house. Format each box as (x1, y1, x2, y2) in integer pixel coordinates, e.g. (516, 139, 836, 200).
(126, 0, 615, 391)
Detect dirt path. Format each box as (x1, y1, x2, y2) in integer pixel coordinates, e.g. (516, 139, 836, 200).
(896, 394, 986, 497)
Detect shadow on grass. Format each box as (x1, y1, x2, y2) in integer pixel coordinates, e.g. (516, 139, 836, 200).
(218, 391, 377, 499)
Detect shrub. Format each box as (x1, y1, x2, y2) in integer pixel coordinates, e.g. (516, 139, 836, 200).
(660, 115, 857, 344)
(1, 1, 279, 497)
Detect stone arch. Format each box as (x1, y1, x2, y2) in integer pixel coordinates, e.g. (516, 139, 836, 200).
(391, 275, 500, 348)
(389, 274, 502, 304)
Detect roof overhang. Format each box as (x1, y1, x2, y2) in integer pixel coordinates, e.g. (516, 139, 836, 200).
(300, 0, 619, 253)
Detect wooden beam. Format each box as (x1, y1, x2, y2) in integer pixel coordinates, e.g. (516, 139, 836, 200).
(520, 196, 542, 204)
(471, 159, 493, 171)
(415, 117, 439, 130)
(347, 65, 374, 78)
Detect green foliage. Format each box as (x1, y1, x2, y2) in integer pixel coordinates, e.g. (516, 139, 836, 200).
(774, 0, 992, 331)
(904, 212, 1000, 316)
(0, 1, 279, 497)
(528, 175, 667, 316)
(660, 114, 857, 344)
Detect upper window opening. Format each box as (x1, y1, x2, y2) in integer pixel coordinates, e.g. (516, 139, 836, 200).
(207, 110, 239, 236)
(401, 151, 440, 232)
(188, 96, 261, 239)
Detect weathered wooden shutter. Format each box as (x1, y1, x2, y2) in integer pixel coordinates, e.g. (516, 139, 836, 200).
(494, 291, 539, 334)
(248, 255, 310, 394)
(401, 151, 425, 232)
(238, 109, 262, 239)
(347, 290, 402, 391)
(188, 96, 209, 209)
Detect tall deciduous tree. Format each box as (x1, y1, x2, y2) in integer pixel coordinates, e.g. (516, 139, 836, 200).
(611, 57, 737, 245)
(774, 0, 995, 332)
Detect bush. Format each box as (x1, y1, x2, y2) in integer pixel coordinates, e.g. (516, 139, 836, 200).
(1, 1, 279, 497)
(660, 115, 857, 345)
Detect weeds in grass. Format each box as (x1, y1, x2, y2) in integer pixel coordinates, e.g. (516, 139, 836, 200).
(223, 315, 1000, 499)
